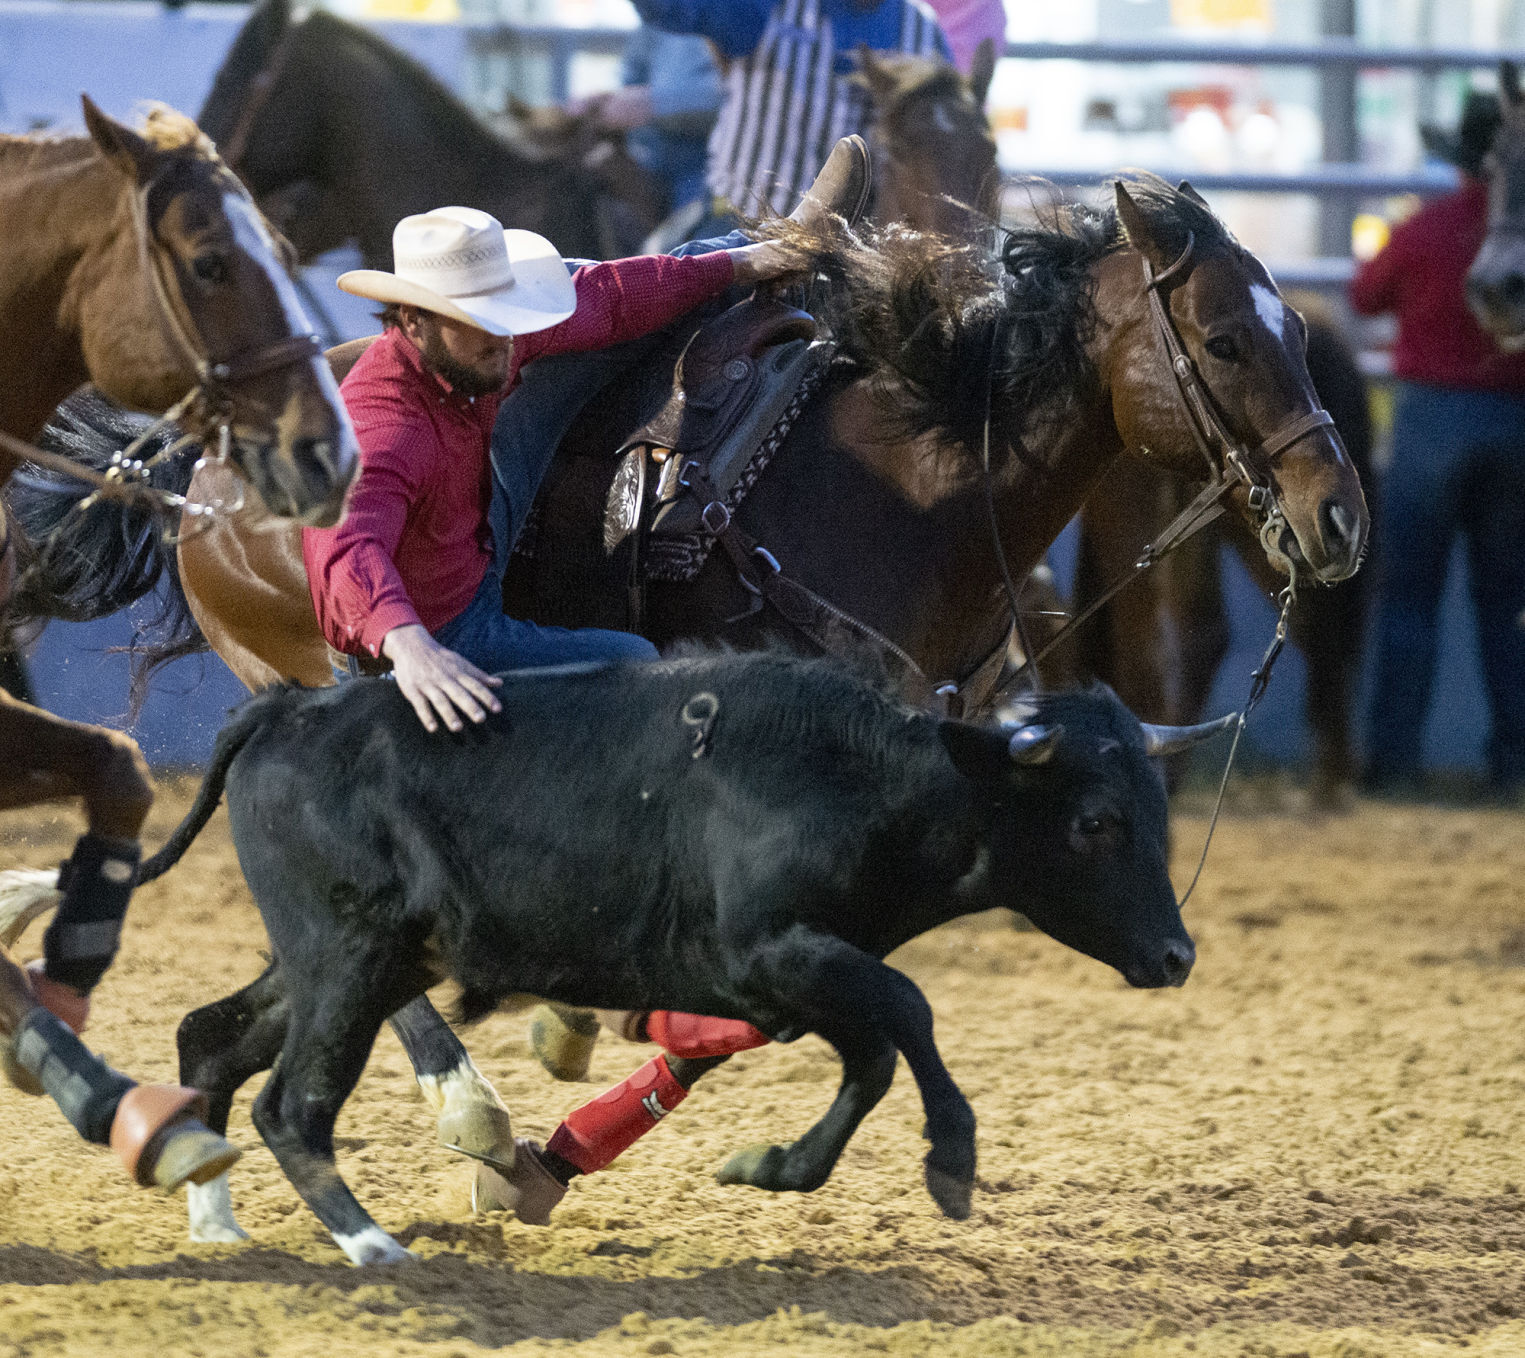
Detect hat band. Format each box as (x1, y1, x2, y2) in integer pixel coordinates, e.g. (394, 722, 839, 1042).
(393, 244, 515, 299)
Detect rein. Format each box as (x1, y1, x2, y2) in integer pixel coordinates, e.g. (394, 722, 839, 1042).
(217, 25, 300, 172)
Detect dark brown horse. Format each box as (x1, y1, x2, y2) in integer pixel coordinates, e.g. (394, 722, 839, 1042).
(10, 178, 1369, 1182)
(1467, 63, 1525, 342)
(1063, 294, 1374, 803)
(0, 98, 354, 1186)
(197, 0, 666, 268)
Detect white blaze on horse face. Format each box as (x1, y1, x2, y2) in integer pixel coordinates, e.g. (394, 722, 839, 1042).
(1250, 283, 1285, 343)
(221, 190, 358, 464)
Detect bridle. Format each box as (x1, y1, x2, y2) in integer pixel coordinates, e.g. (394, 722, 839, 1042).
(5, 159, 326, 535)
(997, 229, 1335, 689)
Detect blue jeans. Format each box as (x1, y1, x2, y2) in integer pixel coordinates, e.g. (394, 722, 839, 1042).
(432, 567, 657, 672)
(1365, 381, 1525, 788)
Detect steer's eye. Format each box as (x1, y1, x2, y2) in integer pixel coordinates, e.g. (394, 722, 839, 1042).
(1078, 816, 1105, 836)
(1205, 334, 1241, 363)
(193, 254, 231, 286)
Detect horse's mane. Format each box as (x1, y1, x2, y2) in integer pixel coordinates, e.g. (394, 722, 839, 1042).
(764, 173, 1235, 460)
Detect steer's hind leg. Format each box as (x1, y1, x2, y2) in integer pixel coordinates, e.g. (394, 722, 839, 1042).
(254, 977, 413, 1266)
(388, 994, 514, 1171)
(718, 927, 976, 1219)
(176, 964, 291, 1243)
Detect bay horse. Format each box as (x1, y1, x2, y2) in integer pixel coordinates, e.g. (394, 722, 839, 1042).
(0, 98, 355, 1189)
(1467, 62, 1525, 342)
(10, 178, 1368, 1204)
(197, 0, 666, 268)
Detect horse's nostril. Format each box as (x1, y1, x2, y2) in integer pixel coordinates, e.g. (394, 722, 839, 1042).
(1161, 942, 1194, 986)
(1319, 498, 1357, 556)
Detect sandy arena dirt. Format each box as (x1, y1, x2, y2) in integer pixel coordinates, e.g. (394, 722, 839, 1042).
(1, 783, 1524, 1358)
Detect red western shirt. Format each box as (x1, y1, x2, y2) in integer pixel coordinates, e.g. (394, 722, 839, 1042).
(1350, 178, 1525, 392)
(303, 250, 735, 658)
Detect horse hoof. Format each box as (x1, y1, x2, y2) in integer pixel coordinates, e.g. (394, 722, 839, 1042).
(716, 1142, 783, 1189)
(925, 1162, 973, 1220)
(437, 1100, 516, 1172)
(472, 1139, 567, 1225)
(110, 1085, 241, 1191)
(529, 1003, 599, 1082)
(335, 1225, 415, 1267)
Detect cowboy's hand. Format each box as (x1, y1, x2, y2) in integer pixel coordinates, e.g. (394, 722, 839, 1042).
(381, 624, 503, 734)
(727, 240, 813, 288)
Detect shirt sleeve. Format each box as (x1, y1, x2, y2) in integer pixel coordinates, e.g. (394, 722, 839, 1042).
(629, 0, 772, 59)
(301, 416, 431, 658)
(514, 250, 737, 365)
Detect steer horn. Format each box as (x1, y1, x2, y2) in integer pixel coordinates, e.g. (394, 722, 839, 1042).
(1008, 723, 1063, 765)
(1140, 713, 1238, 759)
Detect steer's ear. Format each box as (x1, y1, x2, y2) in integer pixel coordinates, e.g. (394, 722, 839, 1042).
(938, 719, 1015, 782)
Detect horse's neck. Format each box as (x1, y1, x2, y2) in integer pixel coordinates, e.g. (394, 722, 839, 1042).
(0, 145, 121, 449)
(809, 376, 1122, 679)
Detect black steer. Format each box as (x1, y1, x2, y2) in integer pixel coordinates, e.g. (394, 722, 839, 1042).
(144, 652, 1214, 1265)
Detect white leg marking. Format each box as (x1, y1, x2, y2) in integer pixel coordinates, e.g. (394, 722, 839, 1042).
(1251, 283, 1285, 342)
(335, 1225, 414, 1267)
(186, 1173, 250, 1243)
(0, 870, 61, 950)
(417, 1057, 509, 1115)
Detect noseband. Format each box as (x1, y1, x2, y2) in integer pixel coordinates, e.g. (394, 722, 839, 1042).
(132, 166, 322, 432)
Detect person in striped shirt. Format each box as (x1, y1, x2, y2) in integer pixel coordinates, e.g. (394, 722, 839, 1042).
(633, 0, 951, 222)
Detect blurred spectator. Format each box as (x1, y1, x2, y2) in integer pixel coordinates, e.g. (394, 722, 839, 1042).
(632, 0, 950, 222)
(571, 28, 722, 221)
(1351, 93, 1525, 799)
(921, 0, 1005, 74)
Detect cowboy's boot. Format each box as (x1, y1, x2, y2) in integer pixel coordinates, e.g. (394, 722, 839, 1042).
(788, 134, 873, 232)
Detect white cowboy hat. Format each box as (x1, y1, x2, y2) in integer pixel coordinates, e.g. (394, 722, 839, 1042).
(337, 206, 576, 337)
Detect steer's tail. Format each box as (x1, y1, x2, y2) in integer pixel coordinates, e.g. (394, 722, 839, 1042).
(138, 691, 285, 884)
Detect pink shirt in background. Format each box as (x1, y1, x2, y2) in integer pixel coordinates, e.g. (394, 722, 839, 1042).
(923, 0, 1006, 72)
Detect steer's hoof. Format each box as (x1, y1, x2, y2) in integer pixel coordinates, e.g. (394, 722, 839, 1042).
(529, 1003, 599, 1082)
(924, 1162, 973, 1220)
(111, 1085, 241, 1191)
(472, 1139, 567, 1225)
(336, 1225, 415, 1267)
(437, 1099, 516, 1172)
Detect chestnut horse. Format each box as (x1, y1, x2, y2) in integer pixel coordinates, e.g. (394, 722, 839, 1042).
(196, 0, 665, 267)
(0, 98, 355, 1185)
(10, 178, 1368, 1191)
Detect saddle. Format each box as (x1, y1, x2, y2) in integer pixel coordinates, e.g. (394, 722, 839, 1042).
(601, 295, 831, 561)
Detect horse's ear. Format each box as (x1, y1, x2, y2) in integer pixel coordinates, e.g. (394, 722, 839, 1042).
(855, 42, 896, 98)
(1177, 178, 1210, 210)
(968, 37, 997, 109)
(81, 95, 158, 182)
(1113, 180, 1173, 271)
(1503, 60, 1523, 111)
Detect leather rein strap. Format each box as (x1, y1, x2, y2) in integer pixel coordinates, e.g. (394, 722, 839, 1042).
(217, 26, 299, 173)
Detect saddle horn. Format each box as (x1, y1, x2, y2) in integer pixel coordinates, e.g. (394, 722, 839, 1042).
(1140, 713, 1237, 759)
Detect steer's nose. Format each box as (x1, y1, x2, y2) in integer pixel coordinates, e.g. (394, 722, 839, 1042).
(1161, 941, 1195, 988)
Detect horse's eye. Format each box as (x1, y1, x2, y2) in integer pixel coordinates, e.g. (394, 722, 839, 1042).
(193, 254, 231, 286)
(1205, 334, 1241, 363)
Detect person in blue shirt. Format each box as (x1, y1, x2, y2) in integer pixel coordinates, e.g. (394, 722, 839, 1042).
(633, 0, 950, 220)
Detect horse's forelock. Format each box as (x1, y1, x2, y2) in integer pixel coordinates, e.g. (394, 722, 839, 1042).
(137, 103, 217, 159)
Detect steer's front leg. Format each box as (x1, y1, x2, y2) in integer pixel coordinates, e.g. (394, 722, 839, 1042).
(717, 926, 976, 1219)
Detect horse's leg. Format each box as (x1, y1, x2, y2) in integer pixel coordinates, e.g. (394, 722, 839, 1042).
(253, 967, 418, 1266)
(716, 929, 975, 1219)
(176, 964, 291, 1242)
(0, 695, 240, 1187)
(387, 994, 514, 1171)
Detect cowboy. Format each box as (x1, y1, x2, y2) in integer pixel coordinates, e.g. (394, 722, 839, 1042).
(303, 203, 823, 726)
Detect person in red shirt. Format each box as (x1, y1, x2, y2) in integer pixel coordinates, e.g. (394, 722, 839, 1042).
(302, 206, 811, 730)
(1351, 93, 1525, 798)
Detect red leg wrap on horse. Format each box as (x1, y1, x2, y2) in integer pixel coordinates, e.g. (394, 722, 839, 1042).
(545, 1054, 688, 1176)
(644, 1011, 771, 1058)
